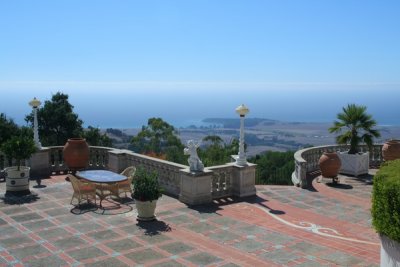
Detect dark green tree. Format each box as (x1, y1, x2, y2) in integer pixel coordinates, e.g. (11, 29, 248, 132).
(197, 136, 240, 167)
(83, 126, 113, 147)
(329, 104, 380, 154)
(131, 118, 185, 164)
(249, 151, 295, 185)
(25, 92, 84, 146)
(0, 113, 19, 146)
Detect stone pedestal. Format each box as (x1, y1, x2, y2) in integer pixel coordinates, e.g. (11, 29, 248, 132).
(107, 149, 128, 173)
(232, 163, 257, 197)
(179, 169, 213, 205)
(29, 148, 50, 178)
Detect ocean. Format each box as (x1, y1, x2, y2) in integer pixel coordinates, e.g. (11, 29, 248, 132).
(1, 87, 399, 128)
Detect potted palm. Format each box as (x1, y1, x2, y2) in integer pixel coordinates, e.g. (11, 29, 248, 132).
(371, 160, 400, 266)
(131, 166, 163, 221)
(329, 104, 380, 176)
(1, 127, 37, 196)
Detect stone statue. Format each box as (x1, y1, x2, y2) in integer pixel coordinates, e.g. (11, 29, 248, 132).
(184, 140, 204, 172)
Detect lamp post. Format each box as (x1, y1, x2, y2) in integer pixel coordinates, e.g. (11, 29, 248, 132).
(29, 97, 42, 149)
(235, 104, 249, 166)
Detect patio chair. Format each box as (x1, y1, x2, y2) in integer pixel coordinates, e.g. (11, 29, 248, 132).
(68, 174, 97, 206)
(117, 166, 136, 197)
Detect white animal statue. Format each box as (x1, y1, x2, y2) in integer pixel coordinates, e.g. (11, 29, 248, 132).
(184, 140, 204, 172)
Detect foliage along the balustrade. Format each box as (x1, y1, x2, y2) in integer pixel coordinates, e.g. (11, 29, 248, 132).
(83, 126, 113, 147)
(130, 118, 186, 164)
(1, 127, 36, 170)
(249, 150, 295, 185)
(329, 104, 380, 154)
(371, 159, 400, 242)
(198, 135, 239, 167)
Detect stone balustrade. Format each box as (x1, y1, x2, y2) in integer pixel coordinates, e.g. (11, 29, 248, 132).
(292, 144, 384, 188)
(1, 146, 257, 204)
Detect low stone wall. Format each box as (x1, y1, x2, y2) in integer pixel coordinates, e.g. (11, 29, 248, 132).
(1, 146, 257, 204)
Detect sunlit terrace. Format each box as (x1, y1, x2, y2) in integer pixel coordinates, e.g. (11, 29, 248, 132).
(0, 144, 381, 266)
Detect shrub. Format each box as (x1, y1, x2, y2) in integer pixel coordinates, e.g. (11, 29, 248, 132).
(371, 159, 400, 242)
(132, 166, 163, 201)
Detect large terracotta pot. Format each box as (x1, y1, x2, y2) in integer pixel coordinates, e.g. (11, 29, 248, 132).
(319, 152, 341, 178)
(63, 138, 89, 171)
(382, 139, 400, 161)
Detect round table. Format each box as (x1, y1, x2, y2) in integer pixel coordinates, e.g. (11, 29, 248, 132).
(76, 170, 127, 207)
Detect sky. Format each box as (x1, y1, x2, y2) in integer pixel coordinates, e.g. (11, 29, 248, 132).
(1, 0, 399, 127)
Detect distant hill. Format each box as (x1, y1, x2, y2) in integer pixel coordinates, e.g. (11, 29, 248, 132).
(202, 118, 277, 128)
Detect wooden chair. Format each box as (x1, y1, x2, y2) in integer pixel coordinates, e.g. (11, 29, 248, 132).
(68, 174, 97, 206)
(117, 166, 136, 197)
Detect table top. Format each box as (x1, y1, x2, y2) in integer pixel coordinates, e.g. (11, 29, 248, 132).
(77, 170, 127, 183)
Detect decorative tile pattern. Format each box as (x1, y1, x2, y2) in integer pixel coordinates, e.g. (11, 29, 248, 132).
(0, 173, 380, 266)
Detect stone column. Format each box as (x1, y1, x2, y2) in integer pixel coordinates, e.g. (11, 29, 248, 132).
(231, 163, 257, 197)
(107, 149, 127, 173)
(179, 169, 213, 205)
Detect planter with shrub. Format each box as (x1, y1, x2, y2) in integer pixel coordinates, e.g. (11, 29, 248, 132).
(371, 159, 400, 266)
(1, 127, 37, 196)
(132, 166, 163, 221)
(329, 104, 380, 177)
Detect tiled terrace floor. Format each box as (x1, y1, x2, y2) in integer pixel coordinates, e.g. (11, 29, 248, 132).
(0, 171, 379, 267)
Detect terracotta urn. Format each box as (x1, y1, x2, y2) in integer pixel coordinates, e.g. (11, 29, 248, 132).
(63, 138, 89, 171)
(318, 152, 341, 178)
(382, 139, 400, 161)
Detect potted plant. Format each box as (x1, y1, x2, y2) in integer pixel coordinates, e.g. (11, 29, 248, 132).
(371, 159, 400, 266)
(329, 103, 380, 176)
(1, 127, 37, 196)
(131, 166, 163, 221)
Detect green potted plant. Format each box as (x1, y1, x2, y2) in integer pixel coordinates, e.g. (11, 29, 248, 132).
(131, 166, 163, 221)
(371, 159, 400, 266)
(328, 103, 380, 176)
(1, 127, 37, 196)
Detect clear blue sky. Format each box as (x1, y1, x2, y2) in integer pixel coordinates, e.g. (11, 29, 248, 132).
(1, 0, 399, 127)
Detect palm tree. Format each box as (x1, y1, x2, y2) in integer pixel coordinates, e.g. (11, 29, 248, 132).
(329, 104, 380, 154)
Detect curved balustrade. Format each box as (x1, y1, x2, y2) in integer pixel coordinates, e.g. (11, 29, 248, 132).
(292, 144, 384, 188)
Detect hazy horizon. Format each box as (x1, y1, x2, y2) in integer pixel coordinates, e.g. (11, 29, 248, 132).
(2, 86, 400, 129)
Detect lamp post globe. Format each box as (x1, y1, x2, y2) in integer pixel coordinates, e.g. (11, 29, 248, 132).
(29, 97, 42, 149)
(235, 104, 249, 166)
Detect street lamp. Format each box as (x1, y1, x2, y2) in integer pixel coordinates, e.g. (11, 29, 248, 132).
(235, 104, 249, 166)
(29, 97, 42, 149)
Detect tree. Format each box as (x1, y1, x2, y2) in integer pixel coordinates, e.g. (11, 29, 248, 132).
(83, 126, 113, 147)
(131, 118, 185, 164)
(25, 92, 84, 146)
(0, 113, 19, 146)
(329, 104, 380, 154)
(249, 151, 295, 185)
(197, 136, 239, 167)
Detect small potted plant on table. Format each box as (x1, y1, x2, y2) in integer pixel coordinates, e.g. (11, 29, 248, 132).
(132, 166, 163, 221)
(1, 127, 37, 196)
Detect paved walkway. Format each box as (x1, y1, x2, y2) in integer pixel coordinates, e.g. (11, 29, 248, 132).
(0, 172, 379, 266)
